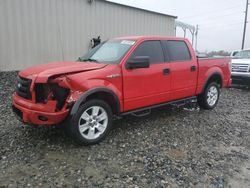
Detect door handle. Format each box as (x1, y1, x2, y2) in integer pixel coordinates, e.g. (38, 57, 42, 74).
(163, 68, 170, 75)
(191, 66, 197, 72)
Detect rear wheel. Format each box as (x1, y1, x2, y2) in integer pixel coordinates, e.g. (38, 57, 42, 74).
(198, 82, 220, 110)
(67, 100, 113, 145)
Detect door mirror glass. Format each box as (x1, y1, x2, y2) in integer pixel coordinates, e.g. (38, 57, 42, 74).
(126, 56, 150, 69)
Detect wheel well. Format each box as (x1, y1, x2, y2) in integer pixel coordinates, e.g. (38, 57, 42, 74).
(206, 74, 222, 89)
(85, 91, 120, 115)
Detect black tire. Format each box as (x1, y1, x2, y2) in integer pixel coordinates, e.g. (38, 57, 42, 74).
(66, 99, 113, 145)
(197, 82, 220, 110)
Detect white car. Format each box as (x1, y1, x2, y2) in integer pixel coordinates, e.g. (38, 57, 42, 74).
(231, 49, 250, 86)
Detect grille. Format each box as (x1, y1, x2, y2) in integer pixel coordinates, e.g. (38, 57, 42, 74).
(16, 76, 32, 100)
(231, 64, 249, 73)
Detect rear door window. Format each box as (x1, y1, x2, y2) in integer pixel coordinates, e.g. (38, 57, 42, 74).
(164, 41, 191, 62)
(130, 41, 165, 64)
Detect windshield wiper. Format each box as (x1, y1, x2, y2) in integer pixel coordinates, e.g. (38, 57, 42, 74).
(80, 58, 99, 63)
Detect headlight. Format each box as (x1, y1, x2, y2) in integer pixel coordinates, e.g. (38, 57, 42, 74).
(35, 84, 70, 111)
(35, 84, 50, 103)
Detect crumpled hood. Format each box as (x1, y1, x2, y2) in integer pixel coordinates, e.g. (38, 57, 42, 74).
(19, 61, 108, 83)
(232, 58, 250, 65)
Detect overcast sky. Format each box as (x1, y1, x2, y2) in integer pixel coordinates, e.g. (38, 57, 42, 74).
(109, 0, 250, 52)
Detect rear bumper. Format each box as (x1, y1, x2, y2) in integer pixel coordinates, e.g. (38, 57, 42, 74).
(12, 93, 69, 125)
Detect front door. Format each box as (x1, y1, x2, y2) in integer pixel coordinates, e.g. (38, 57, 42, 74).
(122, 40, 171, 112)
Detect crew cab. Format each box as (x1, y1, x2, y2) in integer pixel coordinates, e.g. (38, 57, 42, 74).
(12, 36, 231, 145)
(231, 49, 250, 86)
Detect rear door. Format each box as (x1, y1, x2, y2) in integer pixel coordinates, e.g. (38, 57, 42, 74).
(122, 40, 171, 111)
(163, 40, 198, 100)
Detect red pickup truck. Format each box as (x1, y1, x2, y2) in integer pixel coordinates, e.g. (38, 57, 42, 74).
(12, 36, 231, 145)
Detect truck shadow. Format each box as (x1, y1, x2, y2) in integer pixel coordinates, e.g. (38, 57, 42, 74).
(18, 103, 199, 147)
(113, 102, 199, 131)
(230, 84, 250, 91)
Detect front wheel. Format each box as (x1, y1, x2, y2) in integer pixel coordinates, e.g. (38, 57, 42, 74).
(197, 82, 220, 110)
(67, 100, 113, 145)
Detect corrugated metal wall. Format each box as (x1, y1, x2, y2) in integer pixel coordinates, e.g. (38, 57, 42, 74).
(0, 0, 176, 71)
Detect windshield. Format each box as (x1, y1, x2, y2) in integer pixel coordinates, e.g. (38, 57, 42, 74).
(79, 39, 135, 64)
(234, 50, 250, 59)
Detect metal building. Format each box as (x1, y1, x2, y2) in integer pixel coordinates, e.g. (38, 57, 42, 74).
(0, 0, 176, 71)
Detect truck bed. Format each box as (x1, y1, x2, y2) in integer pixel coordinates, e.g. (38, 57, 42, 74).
(196, 57, 231, 94)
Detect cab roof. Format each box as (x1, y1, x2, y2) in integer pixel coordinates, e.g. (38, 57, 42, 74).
(114, 36, 186, 41)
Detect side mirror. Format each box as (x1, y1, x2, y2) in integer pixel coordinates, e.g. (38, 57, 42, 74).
(126, 56, 150, 69)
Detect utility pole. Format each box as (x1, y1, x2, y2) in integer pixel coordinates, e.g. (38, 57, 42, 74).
(191, 29, 195, 46)
(195, 25, 199, 51)
(242, 0, 249, 50)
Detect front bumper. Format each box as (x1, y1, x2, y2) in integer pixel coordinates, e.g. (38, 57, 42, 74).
(231, 73, 250, 85)
(12, 93, 69, 125)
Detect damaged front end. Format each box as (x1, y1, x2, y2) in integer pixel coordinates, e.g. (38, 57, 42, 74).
(12, 75, 83, 125)
(12, 61, 108, 125)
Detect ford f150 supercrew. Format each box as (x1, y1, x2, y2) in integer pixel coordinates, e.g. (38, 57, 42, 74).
(12, 36, 231, 145)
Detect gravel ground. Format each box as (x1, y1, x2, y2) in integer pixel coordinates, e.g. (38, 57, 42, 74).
(0, 71, 250, 188)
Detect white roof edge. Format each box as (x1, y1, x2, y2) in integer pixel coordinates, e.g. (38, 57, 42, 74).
(100, 0, 177, 19)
